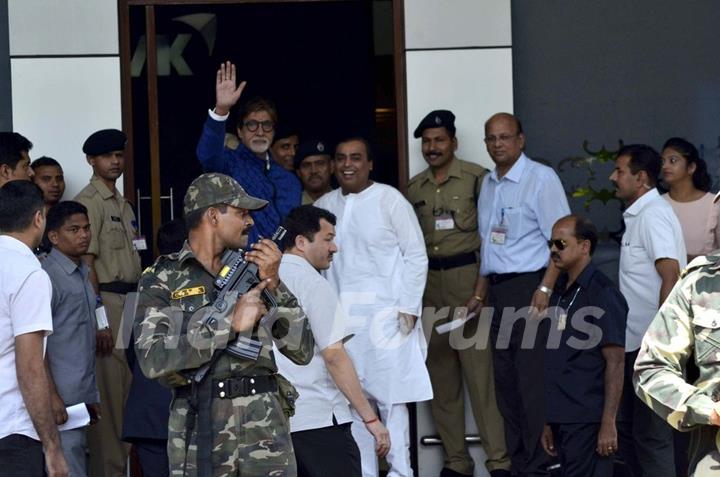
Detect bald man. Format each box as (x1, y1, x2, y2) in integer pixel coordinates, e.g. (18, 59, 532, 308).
(473, 113, 570, 476)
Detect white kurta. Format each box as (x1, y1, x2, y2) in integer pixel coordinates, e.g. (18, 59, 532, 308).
(315, 183, 433, 404)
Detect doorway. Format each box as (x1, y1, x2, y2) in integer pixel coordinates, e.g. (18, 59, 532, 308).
(118, 0, 407, 260)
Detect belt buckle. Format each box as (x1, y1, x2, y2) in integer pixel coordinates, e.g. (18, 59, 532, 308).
(217, 378, 245, 399)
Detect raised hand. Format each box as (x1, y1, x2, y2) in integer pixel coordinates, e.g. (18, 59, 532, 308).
(245, 239, 282, 291)
(215, 61, 247, 116)
(231, 279, 270, 333)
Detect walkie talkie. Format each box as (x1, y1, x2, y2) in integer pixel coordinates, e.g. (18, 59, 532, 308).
(212, 226, 287, 360)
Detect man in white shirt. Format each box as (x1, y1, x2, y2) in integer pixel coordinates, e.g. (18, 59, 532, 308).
(276, 204, 390, 477)
(474, 113, 570, 476)
(610, 144, 686, 477)
(0, 132, 34, 187)
(316, 137, 432, 477)
(0, 180, 68, 477)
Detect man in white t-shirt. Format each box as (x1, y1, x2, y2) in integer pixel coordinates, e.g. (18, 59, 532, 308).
(0, 180, 68, 477)
(610, 144, 686, 477)
(276, 204, 390, 477)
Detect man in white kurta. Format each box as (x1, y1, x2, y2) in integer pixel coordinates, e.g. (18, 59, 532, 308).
(316, 138, 432, 477)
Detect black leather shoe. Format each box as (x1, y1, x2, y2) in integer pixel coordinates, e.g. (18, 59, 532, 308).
(489, 470, 512, 477)
(439, 468, 472, 477)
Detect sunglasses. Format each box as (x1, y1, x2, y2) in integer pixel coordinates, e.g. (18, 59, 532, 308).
(547, 239, 568, 250)
(243, 120, 275, 133)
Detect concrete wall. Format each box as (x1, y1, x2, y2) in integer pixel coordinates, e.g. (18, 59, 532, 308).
(8, 0, 122, 199)
(405, 0, 514, 178)
(512, 0, 720, 235)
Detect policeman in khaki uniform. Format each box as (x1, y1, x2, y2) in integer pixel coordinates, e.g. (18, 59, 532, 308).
(75, 129, 141, 477)
(134, 172, 314, 476)
(634, 250, 720, 477)
(293, 139, 334, 205)
(407, 110, 511, 477)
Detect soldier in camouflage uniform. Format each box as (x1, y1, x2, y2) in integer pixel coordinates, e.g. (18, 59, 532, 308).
(134, 172, 314, 476)
(634, 253, 720, 476)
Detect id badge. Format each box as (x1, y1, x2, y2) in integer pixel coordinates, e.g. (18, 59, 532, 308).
(132, 236, 148, 251)
(435, 214, 455, 231)
(95, 306, 110, 329)
(558, 313, 567, 331)
(490, 224, 507, 245)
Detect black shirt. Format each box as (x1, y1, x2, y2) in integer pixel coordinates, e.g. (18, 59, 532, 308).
(545, 261, 627, 423)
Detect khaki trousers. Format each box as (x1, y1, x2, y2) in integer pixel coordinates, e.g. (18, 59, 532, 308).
(88, 291, 132, 477)
(422, 264, 510, 474)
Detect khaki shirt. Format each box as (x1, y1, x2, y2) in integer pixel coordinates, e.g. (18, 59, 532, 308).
(301, 190, 314, 205)
(407, 157, 486, 258)
(75, 175, 141, 284)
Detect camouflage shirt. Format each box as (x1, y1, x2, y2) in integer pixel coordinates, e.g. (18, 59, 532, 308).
(133, 241, 314, 385)
(634, 253, 720, 431)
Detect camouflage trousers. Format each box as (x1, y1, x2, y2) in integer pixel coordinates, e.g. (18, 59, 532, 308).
(688, 426, 720, 476)
(168, 391, 297, 476)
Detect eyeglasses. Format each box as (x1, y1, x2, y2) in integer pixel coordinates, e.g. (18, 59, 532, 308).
(547, 239, 568, 250)
(484, 134, 518, 144)
(243, 120, 275, 133)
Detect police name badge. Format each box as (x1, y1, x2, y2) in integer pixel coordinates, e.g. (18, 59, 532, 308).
(133, 236, 148, 251)
(490, 224, 507, 245)
(435, 214, 454, 231)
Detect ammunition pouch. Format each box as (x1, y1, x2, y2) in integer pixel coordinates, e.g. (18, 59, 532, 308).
(275, 373, 299, 418)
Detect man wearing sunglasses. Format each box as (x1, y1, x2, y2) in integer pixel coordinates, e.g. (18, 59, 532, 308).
(609, 144, 685, 477)
(196, 61, 302, 245)
(474, 112, 570, 476)
(540, 215, 627, 477)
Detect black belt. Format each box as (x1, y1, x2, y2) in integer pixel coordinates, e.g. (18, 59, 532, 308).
(487, 268, 545, 285)
(428, 252, 477, 271)
(99, 281, 137, 295)
(174, 374, 277, 400)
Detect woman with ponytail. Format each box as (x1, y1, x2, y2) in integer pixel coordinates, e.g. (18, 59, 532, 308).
(661, 137, 720, 261)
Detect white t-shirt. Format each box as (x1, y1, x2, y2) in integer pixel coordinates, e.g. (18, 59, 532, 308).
(619, 189, 686, 351)
(276, 254, 353, 432)
(0, 235, 53, 441)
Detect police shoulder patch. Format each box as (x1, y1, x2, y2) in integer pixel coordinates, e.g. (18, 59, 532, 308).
(171, 286, 206, 300)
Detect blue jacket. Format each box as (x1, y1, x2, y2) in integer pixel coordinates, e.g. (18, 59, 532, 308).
(196, 116, 302, 245)
(122, 332, 171, 442)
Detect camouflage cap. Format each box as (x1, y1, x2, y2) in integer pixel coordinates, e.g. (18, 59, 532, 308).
(183, 173, 267, 215)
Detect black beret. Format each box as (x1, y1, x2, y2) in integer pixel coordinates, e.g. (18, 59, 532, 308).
(413, 110, 456, 138)
(82, 129, 127, 155)
(294, 139, 331, 169)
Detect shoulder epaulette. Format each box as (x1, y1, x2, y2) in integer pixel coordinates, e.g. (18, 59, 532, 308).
(680, 253, 720, 279)
(408, 171, 426, 187)
(459, 160, 488, 178)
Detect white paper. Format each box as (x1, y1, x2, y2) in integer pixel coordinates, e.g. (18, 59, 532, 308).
(95, 306, 109, 329)
(57, 403, 91, 431)
(436, 312, 476, 335)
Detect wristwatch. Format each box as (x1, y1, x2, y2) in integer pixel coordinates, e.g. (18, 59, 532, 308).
(537, 285, 552, 295)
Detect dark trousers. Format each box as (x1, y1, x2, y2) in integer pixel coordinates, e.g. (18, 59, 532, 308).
(489, 271, 550, 476)
(617, 350, 676, 477)
(551, 423, 613, 477)
(0, 434, 45, 477)
(134, 439, 169, 477)
(292, 422, 361, 477)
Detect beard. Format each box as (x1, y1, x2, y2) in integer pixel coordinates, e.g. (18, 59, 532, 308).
(248, 138, 270, 155)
